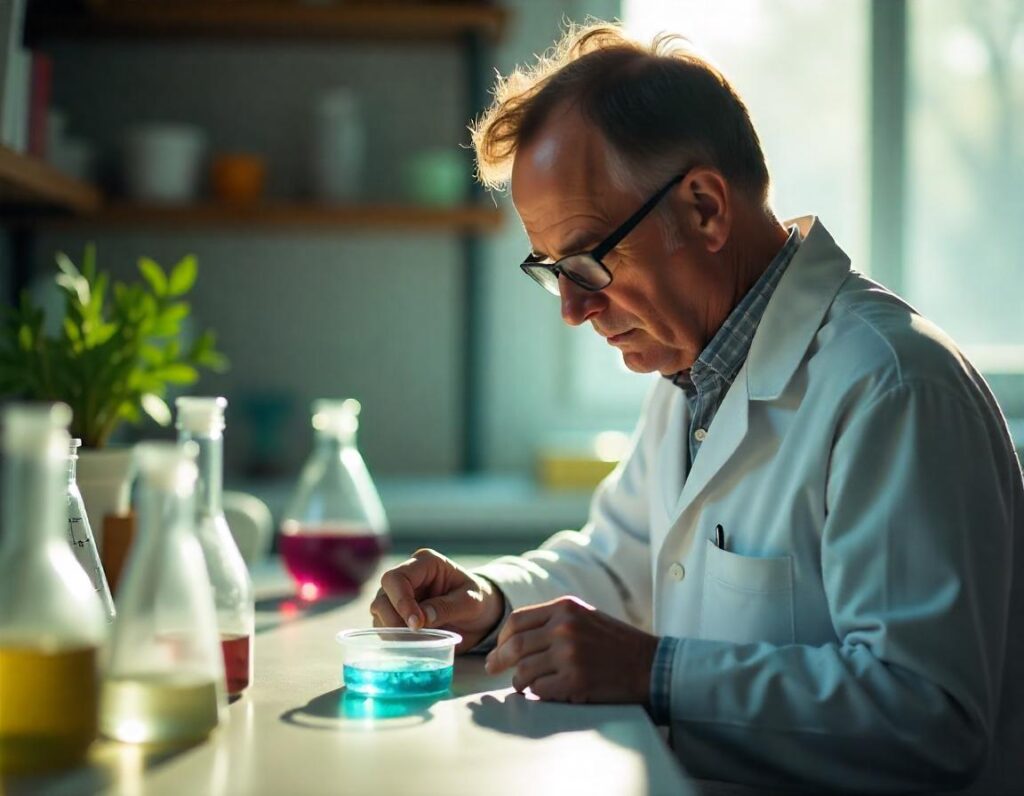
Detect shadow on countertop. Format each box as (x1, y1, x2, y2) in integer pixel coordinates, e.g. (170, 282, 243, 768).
(254, 592, 358, 635)
(279, 686, 441, 732)
(1, 737, 205, 796)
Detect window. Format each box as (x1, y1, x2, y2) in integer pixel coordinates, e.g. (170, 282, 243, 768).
(482, 1, 1024, 472)
(570, 0, 1024, 415)
(906, 0, 1024, 372)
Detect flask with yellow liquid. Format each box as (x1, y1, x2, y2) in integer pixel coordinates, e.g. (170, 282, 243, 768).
(0, 403, 107, 774)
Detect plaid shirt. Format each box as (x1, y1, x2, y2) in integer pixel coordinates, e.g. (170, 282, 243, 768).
(649, 225, 801, 725)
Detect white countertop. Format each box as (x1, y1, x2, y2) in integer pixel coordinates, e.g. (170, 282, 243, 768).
(5, 557, 694, 796)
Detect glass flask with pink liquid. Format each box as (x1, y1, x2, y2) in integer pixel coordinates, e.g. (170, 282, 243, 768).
(176, 397, 254, 700)
(280, 399, 390, 600)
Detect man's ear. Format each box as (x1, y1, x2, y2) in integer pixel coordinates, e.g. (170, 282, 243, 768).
(677, 167, 731, 254)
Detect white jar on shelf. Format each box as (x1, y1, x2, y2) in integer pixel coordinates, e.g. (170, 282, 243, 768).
(122, 123, 206, 203)
(311, 87, 365, 202)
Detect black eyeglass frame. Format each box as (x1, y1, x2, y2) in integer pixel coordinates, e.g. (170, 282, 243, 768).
(519, 170, 688, 296)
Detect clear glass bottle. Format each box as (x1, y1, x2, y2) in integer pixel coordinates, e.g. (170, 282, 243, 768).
(66, 437, 116, 623)
(280, 399, 390, 600)
(0, 403, 106, 774)
(175, 396, 254, 699)
(100, 442, 226, 746)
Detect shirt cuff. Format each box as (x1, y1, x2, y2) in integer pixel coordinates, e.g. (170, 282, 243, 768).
(648, 635, 679, 725)
(468, 575, 511, 653)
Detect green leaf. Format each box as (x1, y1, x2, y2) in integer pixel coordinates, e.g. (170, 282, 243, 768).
(56, 272, 90, 306)
(139, 343, 164, 365)
(189, 329, 213, 356)
(140, 393, 172, 425)
(133, 375, 164, 395)
(113, 283, 129, 306)
(62, 317, 82, 345)
(119, 401, 142, 424)
(17, 324, 32, 351)
(152, 302, 190, 337)
(168, 255, 198, 297)
(55, 251, 81, 280)
(140, 293, 159, 320)
(152, 363, 198, 384)
(86, 323, 117, 347)
(82, 243, 97, 282)
(138, 257, 168, 296)
(161, 302, 190, 324)
(87, 273, 108, 322)
(196, 350, 229, 371)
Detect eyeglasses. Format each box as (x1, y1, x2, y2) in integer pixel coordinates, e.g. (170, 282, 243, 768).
(519, 171, 688, 296)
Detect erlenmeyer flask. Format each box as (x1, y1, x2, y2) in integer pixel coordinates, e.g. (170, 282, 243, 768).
(0, 404, 106, 774)
(66, 438, 116, 622)
(100, 442, 226, 746)
(176, 396, 254, 699)
(280, 399, 390, 599)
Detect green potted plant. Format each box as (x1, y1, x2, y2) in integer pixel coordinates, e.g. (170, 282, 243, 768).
(0, 244, 228, 543)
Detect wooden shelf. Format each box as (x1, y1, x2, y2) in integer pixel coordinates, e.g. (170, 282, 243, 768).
(42, 200, 503, 232)
(0, 145, 102, 214)
(27, 1, 508, 43)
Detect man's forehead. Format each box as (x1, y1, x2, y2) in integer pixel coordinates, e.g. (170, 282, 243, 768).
(530, 136, 560, 171)
(511, 107, 606, 202)
(511, 107, 616, 237)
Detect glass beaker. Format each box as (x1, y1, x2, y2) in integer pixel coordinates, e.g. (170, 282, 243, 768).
(176, 396, 255, 699)
(280, 399, 390, 599)
(0, 403, 107, 774)
(100, 442, 226, 746)
(66, 438, 116, 623)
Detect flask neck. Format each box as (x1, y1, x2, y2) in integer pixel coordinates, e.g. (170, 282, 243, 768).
(2, 448, 65, 550)
(66, 454, 77, 486)
(178, 431, 223, 516)
(136, 473, 195, 545)
(315, 429, 356, 454)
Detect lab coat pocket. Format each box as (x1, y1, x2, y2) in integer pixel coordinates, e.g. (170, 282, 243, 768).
(699, 539, 795, 646)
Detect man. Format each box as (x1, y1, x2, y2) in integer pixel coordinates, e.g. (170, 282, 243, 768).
(370, 23, 1023, 793)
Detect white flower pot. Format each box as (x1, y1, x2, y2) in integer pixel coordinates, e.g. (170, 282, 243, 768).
(76, 446, 134, 551)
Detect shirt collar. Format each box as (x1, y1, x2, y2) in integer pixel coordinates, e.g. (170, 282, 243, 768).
(666, 225, 802, 392)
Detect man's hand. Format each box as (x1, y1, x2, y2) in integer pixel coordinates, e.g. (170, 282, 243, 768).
(484, 596, 659, 704)
(370, 548, 505, 653)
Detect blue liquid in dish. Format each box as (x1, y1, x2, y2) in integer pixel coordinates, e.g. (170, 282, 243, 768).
(343, 658, 453, 698)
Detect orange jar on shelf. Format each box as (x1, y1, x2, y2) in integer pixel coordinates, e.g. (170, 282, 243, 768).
(210, 153, 266, 205)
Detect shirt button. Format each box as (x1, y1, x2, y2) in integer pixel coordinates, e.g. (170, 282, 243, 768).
(694, 428, 707, 442)
(668, 562, 685, 581)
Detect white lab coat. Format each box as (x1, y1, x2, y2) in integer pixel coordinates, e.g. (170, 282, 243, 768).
(475, 216, 1024, 793)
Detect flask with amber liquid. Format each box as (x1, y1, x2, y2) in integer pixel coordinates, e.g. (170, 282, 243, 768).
(0, 404, 107, 774)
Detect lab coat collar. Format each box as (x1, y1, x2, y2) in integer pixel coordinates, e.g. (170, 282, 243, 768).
(661, 216, 852, 548)
(746, 215, 852, 401)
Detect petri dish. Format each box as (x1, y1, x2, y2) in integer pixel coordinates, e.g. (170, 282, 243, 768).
(336, 628, 461, 699)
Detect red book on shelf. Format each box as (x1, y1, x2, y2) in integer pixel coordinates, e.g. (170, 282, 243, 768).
(28, 51, 53, 159)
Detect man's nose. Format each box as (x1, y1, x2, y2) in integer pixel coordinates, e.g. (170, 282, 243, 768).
(559, 275, 607, 327)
